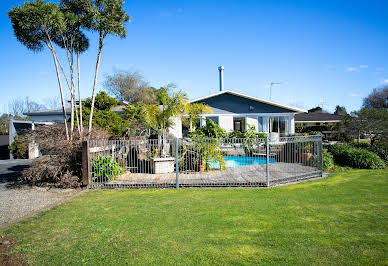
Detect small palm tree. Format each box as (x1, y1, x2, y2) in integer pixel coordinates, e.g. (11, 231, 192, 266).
(142, 85, 187, 157)
(184, 103, 213, 132)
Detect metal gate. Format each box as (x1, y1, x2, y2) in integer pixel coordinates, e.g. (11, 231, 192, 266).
(84, 135, 322, 189)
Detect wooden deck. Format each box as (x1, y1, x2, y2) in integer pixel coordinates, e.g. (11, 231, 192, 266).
(100, 163, 321, 188)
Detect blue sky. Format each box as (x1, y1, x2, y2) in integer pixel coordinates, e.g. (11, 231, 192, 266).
(1, 0, 387, 113)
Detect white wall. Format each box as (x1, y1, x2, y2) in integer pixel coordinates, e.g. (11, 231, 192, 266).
(168, 117, 182, 138)
(218, 115, 233, 132)
(289, 115, 295, 134)
(246, 116, 259, 131)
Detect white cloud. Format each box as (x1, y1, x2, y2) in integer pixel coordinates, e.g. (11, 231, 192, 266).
(349, 93, 362, 97)
(376, 67, 384, 71)
(346, 66, 359, 72)
(359, 65, 368, 69)
(383, 79, 388, 84)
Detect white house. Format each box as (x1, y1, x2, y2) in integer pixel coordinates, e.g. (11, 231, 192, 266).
(169, 90, 306, 139)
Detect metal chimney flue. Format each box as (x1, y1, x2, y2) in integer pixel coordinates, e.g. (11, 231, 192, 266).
(218, 66, 224, 91)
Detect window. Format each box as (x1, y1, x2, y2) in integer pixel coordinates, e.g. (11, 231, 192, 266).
(279, 116, 286, 134)
(233, 118, 245, 132)
(271, 117, 279, 133)
(258, 117, 264, 132)
(208, 116, 219, 124)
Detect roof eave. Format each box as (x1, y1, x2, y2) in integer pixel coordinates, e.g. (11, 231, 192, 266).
(190, 90, 307, 113)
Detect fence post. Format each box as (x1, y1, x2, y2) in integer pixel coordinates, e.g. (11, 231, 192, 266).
(82, 140, 90, 186)
(266, 135, 270, 187)
(175, 137, 179, 189)
(319, 136, 323, 177)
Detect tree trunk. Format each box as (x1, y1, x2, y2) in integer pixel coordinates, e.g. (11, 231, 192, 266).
(51, 49, 69, 140)
(88, 36, 104, 133)
(77, 50, 83, 133)
(70, 51, 75, 140)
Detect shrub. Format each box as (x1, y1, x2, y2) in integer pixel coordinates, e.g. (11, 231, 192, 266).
(350, 142, 388, 162)
(322, 150, 335, 171)
(190, 118, 226, 138)
(8, 135, 27, 159)
(21, 125, 113, 188)
(369, 145, 388, 162)
(327, 144, 386, 169)
(92, 155, 123, 181)
(311, 150, 334, 171)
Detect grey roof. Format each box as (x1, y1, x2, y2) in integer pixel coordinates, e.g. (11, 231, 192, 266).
(295, 112, 343, 122)
(24, 108, 71, 116)
(190, 90, 307, 113)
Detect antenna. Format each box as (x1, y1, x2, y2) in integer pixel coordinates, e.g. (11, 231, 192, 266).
(269, 82, 281, 101)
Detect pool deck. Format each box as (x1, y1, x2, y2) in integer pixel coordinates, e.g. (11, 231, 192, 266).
(98, 162, 321, 188)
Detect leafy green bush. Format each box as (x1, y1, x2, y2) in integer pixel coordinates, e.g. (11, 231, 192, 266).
(92, 155, 123, 181)
(8, 136, 28, 159)
(369, 145, 388, 162)
(327, 144, 385, 169)
(322, 150, 335, 171)
(82, 91, 131, 137)
(350, 142, 388, 162)
(227, 130, 244, 139)
(189, 118, 226, 138)
(311, 150, 334, 171)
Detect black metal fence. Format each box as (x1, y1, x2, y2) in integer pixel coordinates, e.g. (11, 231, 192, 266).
(85, 135, 322, 189)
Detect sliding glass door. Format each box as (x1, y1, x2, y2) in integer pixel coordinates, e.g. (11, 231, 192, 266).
(269, 116, 288, 135)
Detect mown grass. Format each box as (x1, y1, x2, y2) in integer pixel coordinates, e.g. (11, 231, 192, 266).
(2, 170, 388, 265)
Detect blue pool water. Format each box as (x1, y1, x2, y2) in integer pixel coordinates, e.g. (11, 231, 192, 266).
(209, 156, 276, 169)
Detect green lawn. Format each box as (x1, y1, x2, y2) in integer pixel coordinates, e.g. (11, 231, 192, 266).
(2, 170, 388, 265)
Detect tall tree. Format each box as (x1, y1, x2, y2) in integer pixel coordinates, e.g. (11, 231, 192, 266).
(308, 106, 323, 113)
(334, 105, 347, 116)
(57, 0, 91, 136)
(8, 0, 70, 139)
(104, 70, 157, 104)
(87, 0, 130, 133)
(363, 86, 388, 110)
(9, 97, 46, 117)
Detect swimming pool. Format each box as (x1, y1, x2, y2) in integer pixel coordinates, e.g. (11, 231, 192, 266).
(209, 156, 276, 169)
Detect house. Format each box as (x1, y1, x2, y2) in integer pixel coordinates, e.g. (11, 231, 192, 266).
(170, 66, 307, 139)
(24, 108, 71, 122)
(294, 112, 343, 140)
(169, 90, 306, 139)
(25, 67, 306, 141)
(295, 112, 343, 127)
(24, 99, 129, 122)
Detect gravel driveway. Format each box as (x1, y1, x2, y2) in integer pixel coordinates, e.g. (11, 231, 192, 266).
(0, 160, 82, 229)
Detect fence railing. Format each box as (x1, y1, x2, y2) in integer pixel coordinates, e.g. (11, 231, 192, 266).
(84, 135, 322, 189)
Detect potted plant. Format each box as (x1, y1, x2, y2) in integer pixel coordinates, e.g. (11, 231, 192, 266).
(301, 142, 313, 163)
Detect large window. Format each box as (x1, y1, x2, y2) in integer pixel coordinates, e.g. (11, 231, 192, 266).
(279, 116, 286, 134)
(270, 117, 279, 133)
(233, 118, 245, 132)
(269, 116, 288, 134)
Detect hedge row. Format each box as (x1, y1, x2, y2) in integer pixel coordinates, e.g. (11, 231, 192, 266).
(326, 144, 386, 169)
(350, 142, 388, 162)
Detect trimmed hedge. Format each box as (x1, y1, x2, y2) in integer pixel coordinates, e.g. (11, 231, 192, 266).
(327, 144, 386, 169)
(350, 142, 388, 162)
